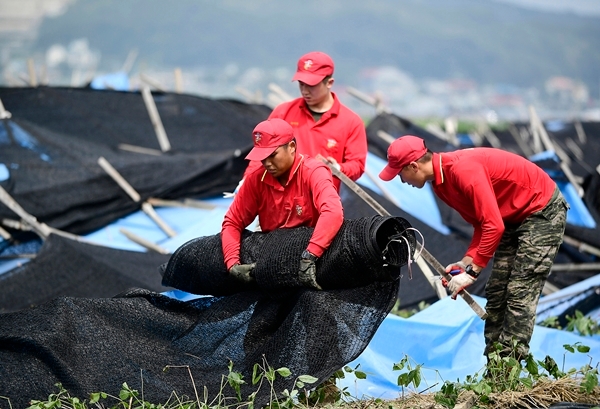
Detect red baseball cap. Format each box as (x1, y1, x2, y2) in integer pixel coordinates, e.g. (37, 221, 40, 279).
(245, 118, 295, 161)
(379, 136, 428, 181)
(292, 51, 334, 86)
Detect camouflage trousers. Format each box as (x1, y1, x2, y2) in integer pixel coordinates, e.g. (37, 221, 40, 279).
(484, 187, 568, 360)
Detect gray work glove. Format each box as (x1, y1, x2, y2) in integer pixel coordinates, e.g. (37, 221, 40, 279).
(229, 263, 256, 283)
(298, 257, 322, 290)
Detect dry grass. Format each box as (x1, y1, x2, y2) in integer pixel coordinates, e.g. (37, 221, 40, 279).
(318, 378, 600, 409)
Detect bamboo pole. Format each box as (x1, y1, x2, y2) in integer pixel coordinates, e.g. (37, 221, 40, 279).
(119, 228, 170, 254)
(141, 86, 171, 152)
(268, 83, 294, 102)
(551, 262, 600, 272)
(174, 68, 183, 93)
(139, 73, 167, 92)
(0, 98, 11, 119)
(97, 157, 177, 237)
(118, 143, 163, 156)
(562, 235, 600, 258)
(0, 186, 50, 238)
(27, 58, 38, 87)
(529, 106, 584, 197)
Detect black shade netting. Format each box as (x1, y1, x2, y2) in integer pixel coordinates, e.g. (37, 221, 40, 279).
(162, 215, 416, 295)
(0, 86, 271, 234)
(0, 234, 171, 313)
(0, 216, 414, 408)
(365, 112, 455, 160)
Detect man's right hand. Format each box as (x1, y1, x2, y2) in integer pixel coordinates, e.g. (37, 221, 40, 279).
(229, 263, 256, 283)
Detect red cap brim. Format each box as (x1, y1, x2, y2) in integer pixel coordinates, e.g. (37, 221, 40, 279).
(378, 164, 402, 181)
(245, 146, 278, 161)
(292, 71, 324, 86)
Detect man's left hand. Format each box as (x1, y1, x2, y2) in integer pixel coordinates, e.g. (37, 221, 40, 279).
(298, 258, 322, 290)
(447, 272, 476, 299)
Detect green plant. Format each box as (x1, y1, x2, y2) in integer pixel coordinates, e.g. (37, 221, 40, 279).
(390, 300, 429, 318)
(565, 310, 600, 336)
(538, 315, 561, 329)
(298, 364, 367, 405)
(432, 340, 600, 408)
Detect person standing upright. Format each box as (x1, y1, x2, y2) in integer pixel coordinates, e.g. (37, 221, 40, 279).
(255, 51, 367, 191)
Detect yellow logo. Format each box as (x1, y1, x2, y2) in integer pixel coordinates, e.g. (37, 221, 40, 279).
(254, 132, 262, 143)
(303, 59, 313, 70)
(296, 204, 302, 215)
(327, 139, 337, 149)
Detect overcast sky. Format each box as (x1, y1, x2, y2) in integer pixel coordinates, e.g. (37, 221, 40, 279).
(494, 0, 600, 16)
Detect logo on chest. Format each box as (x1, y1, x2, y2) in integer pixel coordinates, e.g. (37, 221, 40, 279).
(295, 204, 303, 216)
(327, 139, 337, 149)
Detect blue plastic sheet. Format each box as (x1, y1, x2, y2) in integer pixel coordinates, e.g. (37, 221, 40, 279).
(338, 295, 600, 399)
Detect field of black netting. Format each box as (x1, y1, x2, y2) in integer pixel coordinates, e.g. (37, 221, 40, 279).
(0, 216, 414, 408)
(0, 86, 271, 234)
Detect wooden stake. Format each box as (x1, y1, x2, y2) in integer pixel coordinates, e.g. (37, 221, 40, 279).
(118, 143, 163, 156)
(316, 154, 487, 319)
(119, 228, 170, 254)
(529, 106, 584, 197)
(97, 157, 177, 237)
(0, 98, 12, 119)
(174, 67, 183, 93)
(562, 235, 600, 258)
(551, 262, 600, 272)
(0, 185, 50, 238)
(141, 86, 171, 152)
(27, 58, 38, 87)
(268, 83, 294, 102)
(147, 197, 217, 210)
(0, 225, 11, 240)
(139, 73, 167, 92)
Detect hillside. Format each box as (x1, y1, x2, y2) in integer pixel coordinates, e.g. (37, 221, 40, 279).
(34, 0, 600, 95)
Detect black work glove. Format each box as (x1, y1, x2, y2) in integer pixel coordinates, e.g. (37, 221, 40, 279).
(298, 255, 322, 290)
(229, 263, 256, 283)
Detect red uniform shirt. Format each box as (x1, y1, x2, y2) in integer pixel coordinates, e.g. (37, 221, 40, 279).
(267, 92, 367, 190)
(431, 148, 556, 268)
(221, 154, 344, 270)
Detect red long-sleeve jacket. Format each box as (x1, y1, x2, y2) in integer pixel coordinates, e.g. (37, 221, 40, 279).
(221, 154, 344, 270)
(431, 148, 556, 267)
(267, 92, 367, 190)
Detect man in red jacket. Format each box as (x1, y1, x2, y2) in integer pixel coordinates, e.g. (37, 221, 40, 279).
(222, 118, 344, 290)
(378, 135, 568, 361)
(252, 51, 367, 191)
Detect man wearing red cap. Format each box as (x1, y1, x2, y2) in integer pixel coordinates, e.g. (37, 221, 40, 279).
(264, 51, 367, 191)
(221, 118, 344, 290)
(379, 135, 568, 362)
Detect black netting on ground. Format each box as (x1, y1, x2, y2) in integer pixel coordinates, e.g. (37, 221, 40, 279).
(163, 215, 415, 295)
(0, 220, 404, 408)
(0, 234, 171, 313)
(0, 87, 271, 234)
(365, 112, 454, 160)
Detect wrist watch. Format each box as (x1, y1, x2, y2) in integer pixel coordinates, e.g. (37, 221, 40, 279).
(465, 264, 480, 278)
(301, 250, 318, 262)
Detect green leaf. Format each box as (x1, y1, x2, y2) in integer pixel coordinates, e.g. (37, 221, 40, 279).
(576, 344, 590, 353)
(563, 344, 575, 353)
(355, 370, 367, 379)
(297, 374, 318, 384)
(276, 367, 292, 378)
